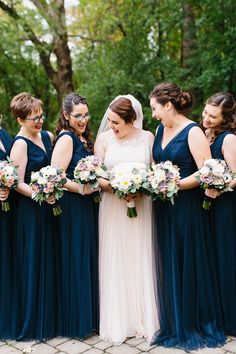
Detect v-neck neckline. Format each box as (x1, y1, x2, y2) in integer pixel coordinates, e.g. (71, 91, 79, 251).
(160, 123, 195, 151)
(0, 131, 6, 153)
(18, 133, 47, 155)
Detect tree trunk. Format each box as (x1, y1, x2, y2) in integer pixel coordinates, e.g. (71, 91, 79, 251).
(181, 2, 196, 68)
(0, 0, 74, 103)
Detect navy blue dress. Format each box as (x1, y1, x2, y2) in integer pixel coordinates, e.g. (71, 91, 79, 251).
(0, 129, 13, 339)
(54, 132, 98, 338)
(151, 123, 225, 350)
(12, 131, 57, 340)
(209, 131, 236, 335)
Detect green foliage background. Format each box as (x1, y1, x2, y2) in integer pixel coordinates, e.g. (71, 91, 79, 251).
(0, 0, 235, 138)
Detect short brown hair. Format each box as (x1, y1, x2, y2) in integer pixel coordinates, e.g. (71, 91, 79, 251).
(10, 92, 43, 119)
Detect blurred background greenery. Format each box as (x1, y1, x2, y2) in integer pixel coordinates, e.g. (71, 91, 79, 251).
(0, 0, 235, 138)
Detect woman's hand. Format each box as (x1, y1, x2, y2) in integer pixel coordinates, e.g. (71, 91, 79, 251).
(83, 184, 101, 195)
(46, 195, 56, 204)
(0, 188, 10, 201)
(124, 192, 142, 202)
(98, 177, 112, 193)
(205, 188, 220, 199)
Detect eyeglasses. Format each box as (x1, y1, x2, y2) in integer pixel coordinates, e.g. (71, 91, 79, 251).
(70, 112, 90, 121)
(25, 112, 46, 124)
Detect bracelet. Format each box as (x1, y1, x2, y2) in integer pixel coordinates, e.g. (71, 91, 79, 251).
(77, 182, 85, 195)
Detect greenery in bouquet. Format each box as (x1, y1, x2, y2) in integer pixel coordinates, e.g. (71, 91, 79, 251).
(110, 162, 148, 218)
(30, 165, 67, 216)
(0, 158, 18, 211)
(143, 160, 180, 205)
(196, 158, 233, 210)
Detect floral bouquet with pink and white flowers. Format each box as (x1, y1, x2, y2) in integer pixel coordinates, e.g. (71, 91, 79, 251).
(110, 162, 148, 218)
(74, 155, 108, 190)
(0, 158, 18, 211)
(196, 158, 233, 210)
(30, 165, 67, 216)
(143, 160, 180, 204)
(74, 155, 108, 202)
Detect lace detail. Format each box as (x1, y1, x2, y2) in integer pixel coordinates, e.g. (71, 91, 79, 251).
(104, 130, 151, 170)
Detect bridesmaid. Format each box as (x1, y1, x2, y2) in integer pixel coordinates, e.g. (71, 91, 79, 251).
(51, 93, 99, 338)
(0, 124, 13, 339)
(150, 83, 225, 350)
(10, 92, 56, 340)
(201, 92, 236, 335)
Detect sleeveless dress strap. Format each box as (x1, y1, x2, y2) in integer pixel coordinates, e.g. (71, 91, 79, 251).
(13, 136, 29, 144)
(41, 131, 52, 150)
(0, 129, 12, 152)
(55, 131, 75, 149)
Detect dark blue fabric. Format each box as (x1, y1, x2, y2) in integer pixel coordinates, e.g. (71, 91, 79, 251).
(151, 123, 225, 350)
(54, 131, 99, 338)
(12, 131, 57, 340)
(0, 128, 12, 160)
(0, 129, 14, 339)
(209, 131, 236, 335)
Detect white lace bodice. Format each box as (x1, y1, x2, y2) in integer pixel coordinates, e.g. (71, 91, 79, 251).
(104, 130, 151, 170)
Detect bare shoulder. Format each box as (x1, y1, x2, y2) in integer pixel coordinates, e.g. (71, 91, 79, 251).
(95, 130, 111, 145)
(188, 124, 205, 139)
(53, 133, 73, 154)
(223, 133, 236, 149)
(12, 137, 28, 150)
(57, 132, 73, 143)
(224, 133, 236, 144)
(141, 129, 154, 142)
(46, 130, 54, 142)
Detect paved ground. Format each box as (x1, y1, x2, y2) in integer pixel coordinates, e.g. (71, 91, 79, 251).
(1, 335, 236, 354)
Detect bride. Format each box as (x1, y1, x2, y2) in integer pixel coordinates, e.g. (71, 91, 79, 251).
(95, 94, 159, 344)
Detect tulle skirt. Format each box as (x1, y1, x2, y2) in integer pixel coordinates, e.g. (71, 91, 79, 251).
(99, 192, 159, 344)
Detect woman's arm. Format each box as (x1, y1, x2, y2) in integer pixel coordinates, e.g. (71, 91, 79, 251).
(146, 130, 155, 163)
(51, 134, 96, 195)
(179, 126, 211, 190)
(10, 139, 33, 197)
(222, 134, 236, 189)
(47, 130, 54, 144)
(205, 134, 236, 198)
(94, 133, 112, 192)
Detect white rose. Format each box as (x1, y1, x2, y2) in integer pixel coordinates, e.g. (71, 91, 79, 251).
(150, 179, 158, 189)
(80, 170, 91, 181)
(37, 176, 47, 185)
(199, 166, 210, 176)
(213, 177, 224, 186)
(154, 169, 166, 182)
(205, 159, 218, 168)
(95, 166, 106, 177)
(4, 165, 14, 174)
(42, 166, 57, 177)
(212, 164, 225, 177)
(31, 171, 40, 180)
(167, 181, 176, 192)
(133, 175, 142, 186)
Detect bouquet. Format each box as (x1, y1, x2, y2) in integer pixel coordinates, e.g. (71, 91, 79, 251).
(0, 158, 18, 211)
(30, 166, 67, 216)
(74, 155, 107, 201)
(143, 160, 180, 204)
(110, 162, 148, 218)
(74, 155, 107, 188)
(196, 158, 233, 210)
